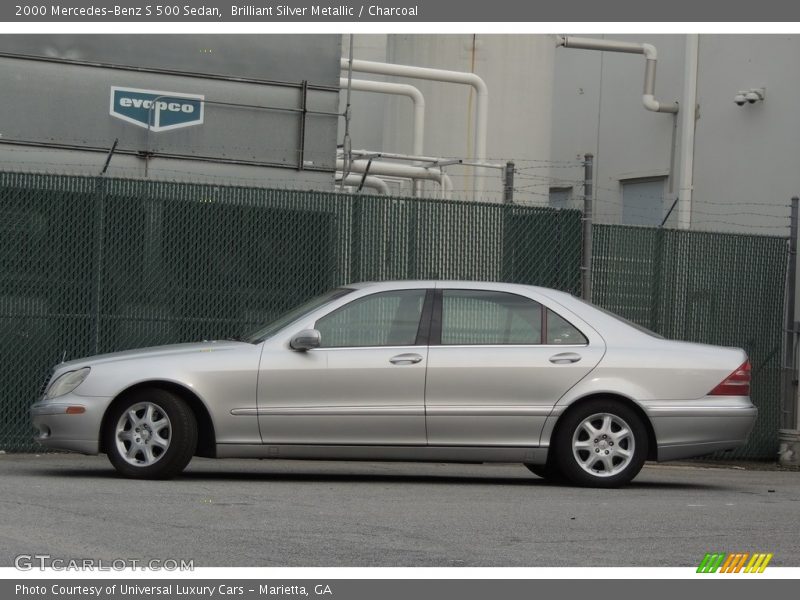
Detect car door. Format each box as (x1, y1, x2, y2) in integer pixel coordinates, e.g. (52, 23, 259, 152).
(257, 288, 431, 445)
(425, 287, 605, 447)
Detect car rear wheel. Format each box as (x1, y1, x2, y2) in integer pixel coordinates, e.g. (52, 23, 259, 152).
(103, 388, 197, 479)
(554, 400, 648, 488)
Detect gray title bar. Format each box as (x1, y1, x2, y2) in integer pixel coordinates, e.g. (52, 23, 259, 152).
(3, 0, 800, 21)
(3, 579, 795, 600)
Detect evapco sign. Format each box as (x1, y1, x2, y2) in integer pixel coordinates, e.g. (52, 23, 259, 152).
(109, 86, 205, 131)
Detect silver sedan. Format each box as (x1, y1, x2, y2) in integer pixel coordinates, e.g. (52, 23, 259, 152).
(31, 281, 756, 487)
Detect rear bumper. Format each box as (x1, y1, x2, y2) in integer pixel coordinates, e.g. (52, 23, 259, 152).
(644, 397, 757, 461)
(30, 393, 112, 455)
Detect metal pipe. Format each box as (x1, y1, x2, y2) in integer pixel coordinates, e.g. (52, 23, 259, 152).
(557, 36, 679, 114)
(503, 161, 515, 204)
(340, 57, 489, 199)
(340, 78, 426, 197)
(336, 173, 391, 195)
(677, 34, 699, 229)
(337, 158, 453, 198)
(340, 79, 425, 158)
(347, 149, 505, 170)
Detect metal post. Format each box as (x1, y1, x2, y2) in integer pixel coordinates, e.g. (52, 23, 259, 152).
(90, 139, 119, 354)
(503, 161, 515, 204)
(339, 35, 355, 192)
(779, 197, 800, 465)
(298, 80, 308, 170)
(782, 198, 799, 431)
(581, 153, 594, 301)
(100, 138, 118, 176)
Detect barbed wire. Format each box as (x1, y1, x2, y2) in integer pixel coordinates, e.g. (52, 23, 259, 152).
(0, 151, 793, 235)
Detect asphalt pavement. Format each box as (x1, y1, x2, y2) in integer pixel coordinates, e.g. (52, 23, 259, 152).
(1, 453, 798, 567)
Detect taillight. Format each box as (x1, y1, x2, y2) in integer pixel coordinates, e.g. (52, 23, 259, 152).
(709, 360, 751, 396)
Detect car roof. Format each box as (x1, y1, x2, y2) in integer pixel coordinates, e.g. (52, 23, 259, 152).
(347, 280, 566, 294)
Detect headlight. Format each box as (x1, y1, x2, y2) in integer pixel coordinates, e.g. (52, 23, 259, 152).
(46, 367, 91, 399)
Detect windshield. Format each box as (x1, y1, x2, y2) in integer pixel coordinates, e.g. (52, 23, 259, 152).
(244, 288, 354, 343)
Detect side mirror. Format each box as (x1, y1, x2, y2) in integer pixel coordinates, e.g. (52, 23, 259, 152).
(289, 329, 321, 351)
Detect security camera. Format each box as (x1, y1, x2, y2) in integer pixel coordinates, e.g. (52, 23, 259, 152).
(734, 87, 765, 106)
(745, 90, 764, 104)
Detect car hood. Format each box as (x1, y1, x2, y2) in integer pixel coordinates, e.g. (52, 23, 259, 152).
(55, 341, 251, 371)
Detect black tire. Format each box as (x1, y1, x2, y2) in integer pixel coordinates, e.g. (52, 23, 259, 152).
(553, 399, 648, 488)
(103, 388, 197, 480)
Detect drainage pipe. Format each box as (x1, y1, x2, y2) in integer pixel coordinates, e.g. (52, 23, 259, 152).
(340, 58, 488, 199)
(556, 36, 679, 114)
(677, 34, 699, 229)
(340, 78, 425, 158)
(336, 158, 453, 198)
(336, 173, 391, 195)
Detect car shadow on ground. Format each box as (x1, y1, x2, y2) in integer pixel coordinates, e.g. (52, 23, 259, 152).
(27, 465, 729, 490)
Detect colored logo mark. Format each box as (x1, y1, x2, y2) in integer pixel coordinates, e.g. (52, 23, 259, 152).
(109, 86, 205, 132)
(697, 552, 773, 573)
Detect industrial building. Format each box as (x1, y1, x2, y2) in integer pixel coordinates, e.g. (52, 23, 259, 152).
(1, 33, 797, 236)
(344, 34, 799, 236)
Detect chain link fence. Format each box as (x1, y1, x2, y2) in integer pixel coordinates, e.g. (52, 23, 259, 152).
(0, 171, 789, 458)
(0, 171, 581, 451)
(593, 225, 788, 459)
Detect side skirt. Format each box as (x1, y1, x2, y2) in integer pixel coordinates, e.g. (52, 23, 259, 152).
(215, 444, 548, 464)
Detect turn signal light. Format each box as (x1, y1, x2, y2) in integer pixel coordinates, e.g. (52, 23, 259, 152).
(65, 406, 86, 415)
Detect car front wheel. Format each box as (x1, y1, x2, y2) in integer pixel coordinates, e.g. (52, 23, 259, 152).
(554, 400, 648, 488)
(103, 388, 197, 479)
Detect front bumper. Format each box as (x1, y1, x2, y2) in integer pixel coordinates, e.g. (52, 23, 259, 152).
(645, 397, 758, 461)
(31, 393, 113, 455)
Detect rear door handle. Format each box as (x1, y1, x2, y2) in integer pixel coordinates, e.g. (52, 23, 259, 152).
(549, 352, 582, 364)
(390, 353, 423, 365)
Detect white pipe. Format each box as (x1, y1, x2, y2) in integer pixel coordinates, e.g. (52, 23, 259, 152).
(350, 148, 454, 164)
(336, 158, 453, 199)
(556, 36, 679, 114)
(340, 78, 425, 157)
(336, 173, 391, 195)
(677, 34, 699, 230)
(340, 57, 488, 199)
(349, 149, 506, 170)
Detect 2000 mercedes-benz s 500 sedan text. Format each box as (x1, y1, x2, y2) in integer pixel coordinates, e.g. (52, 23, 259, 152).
(31, 281, 756, 487)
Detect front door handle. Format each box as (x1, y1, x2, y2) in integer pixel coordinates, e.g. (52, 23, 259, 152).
(390, 353, 423, 365)
(549, 352, 582, 364)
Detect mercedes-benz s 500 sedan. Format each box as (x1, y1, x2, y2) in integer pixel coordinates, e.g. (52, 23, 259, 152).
(31, 281, 756, 487)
